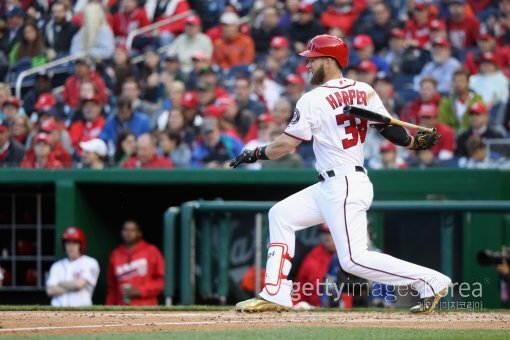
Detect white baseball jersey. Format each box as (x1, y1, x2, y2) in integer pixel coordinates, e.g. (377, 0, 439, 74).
(284, 78, 391, 172)
(46, 255, 100, 307)
(256, 78, 451, 309)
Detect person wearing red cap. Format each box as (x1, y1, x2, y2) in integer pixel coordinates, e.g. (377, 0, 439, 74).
(357, 60, 378, 86)
(447, 0, 480, 50)
(456, 102, 505, 157)
(251, 6, 285, 56)
(285, 74, 306, 107)
(166, 14, 213, 73)
(416, 104, 455, 160)
(439, 69, 484, 132)
(469, 52, 509, 108)
(122, 133, 174, 169)
(413, 37, 461, 95)
(352, 34, 390, 74)
(320, 0, 365, 36)
(287, 2, 325, 54)
(1, 96, 22, 124)
(0, 118, 25, 167)
(463, 34, 507, 75)
(266, 35, 301, 84)
(69, 95, 106, 156)
(46, 227, 99, 306)
(203, 102, 242, 140)
(212, 11, 255, 70)
(20, 133, 64, 169)
(106, 220, 165, 306)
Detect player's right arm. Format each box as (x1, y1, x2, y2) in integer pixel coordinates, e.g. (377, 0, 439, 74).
(229, 133, 300, 168)
(230, 95, 311, 168)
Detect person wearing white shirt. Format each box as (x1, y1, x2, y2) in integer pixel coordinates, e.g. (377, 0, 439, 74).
(46, 227, 100, 307)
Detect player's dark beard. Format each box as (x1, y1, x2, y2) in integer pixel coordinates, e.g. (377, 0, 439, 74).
(310, 63, 325, 85)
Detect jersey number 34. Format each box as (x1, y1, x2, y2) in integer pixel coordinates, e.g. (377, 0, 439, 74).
(336, 114, 368, 149)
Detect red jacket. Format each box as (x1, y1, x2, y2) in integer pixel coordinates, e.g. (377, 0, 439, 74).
(431, 123, 455, 156)
(63, 73, 108, 109)
(401, 94, 442, 125)
(69, 116, 106, 155)
(294, 244, 332, 307)
(447, 16, 480, 49)
(122, 155, 174, 168)
(320, 2, 365, 36)
(112, 8, 151, 39)
(21, 141, 72, 168)
(106, 240, 165, 306)
(20, 154, 64, 169)
(405, 19, 433, 48)
(152, 0, 190, 35)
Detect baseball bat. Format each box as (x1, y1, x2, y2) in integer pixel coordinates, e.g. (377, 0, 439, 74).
(343, 105, 434, 133)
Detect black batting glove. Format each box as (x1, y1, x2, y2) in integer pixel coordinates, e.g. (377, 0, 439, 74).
(230, 149, 259, 168)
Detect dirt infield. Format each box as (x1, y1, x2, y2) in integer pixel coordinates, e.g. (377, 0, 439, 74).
(0, 310, 509, 336)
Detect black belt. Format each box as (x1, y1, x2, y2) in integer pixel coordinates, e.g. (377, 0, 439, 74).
(318, 166, 365, 182)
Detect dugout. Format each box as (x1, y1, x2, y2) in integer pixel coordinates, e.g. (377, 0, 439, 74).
(0, 169, 508, 308)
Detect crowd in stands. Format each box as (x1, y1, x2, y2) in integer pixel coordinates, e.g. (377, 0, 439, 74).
(0, 0, 509, 170)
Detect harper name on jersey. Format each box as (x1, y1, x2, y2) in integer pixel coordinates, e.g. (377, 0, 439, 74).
(284, 78, 391, 172)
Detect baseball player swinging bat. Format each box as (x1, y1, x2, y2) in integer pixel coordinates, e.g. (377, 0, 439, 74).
(343, 105, 435, 133)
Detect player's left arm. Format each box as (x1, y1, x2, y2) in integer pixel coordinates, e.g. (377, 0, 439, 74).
(230, 133, 301, 168)
(367, 87, 437, 150)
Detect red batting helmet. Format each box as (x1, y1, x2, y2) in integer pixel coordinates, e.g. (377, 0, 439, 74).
(299, 35, 349, 67)
(62, 226, 86, 252)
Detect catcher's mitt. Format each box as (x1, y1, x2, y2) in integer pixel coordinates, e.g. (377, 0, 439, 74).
(410, 128, 441, 150)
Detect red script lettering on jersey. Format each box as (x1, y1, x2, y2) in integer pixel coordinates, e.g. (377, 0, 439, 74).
(325, 90, 368, 110)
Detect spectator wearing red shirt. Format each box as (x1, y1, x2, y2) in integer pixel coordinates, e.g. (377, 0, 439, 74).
(106, 220, 165, 306)
(405, 3, 434, 47)
(122, 133, 174, 168)
(63, 58, 107, 109)
(447, 0, 480, 50)
(294, 224, 337, 308)
(402, 77, 442, 125)
(38, 119, 73, 167)
(212, 12, 255, 70)
(320, 0, 364, 36)
(417, 104, 455, 160)
(69, 95, 106, 156)
(112, 0, 150, 41)
(20, 133, 64, 169)
(368, 140, 408, 169)
(144, 0, 191, 37)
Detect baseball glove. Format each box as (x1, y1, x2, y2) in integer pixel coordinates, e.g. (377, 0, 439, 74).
(410, 128, 441, 150)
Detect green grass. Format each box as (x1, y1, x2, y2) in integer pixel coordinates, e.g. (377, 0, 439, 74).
(2, 327, 509, 340)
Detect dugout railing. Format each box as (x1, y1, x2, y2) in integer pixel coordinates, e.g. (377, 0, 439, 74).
(164, 200, 510, 306)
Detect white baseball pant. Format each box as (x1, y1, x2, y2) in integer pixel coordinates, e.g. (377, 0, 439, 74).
(258, 168, 452, 308)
